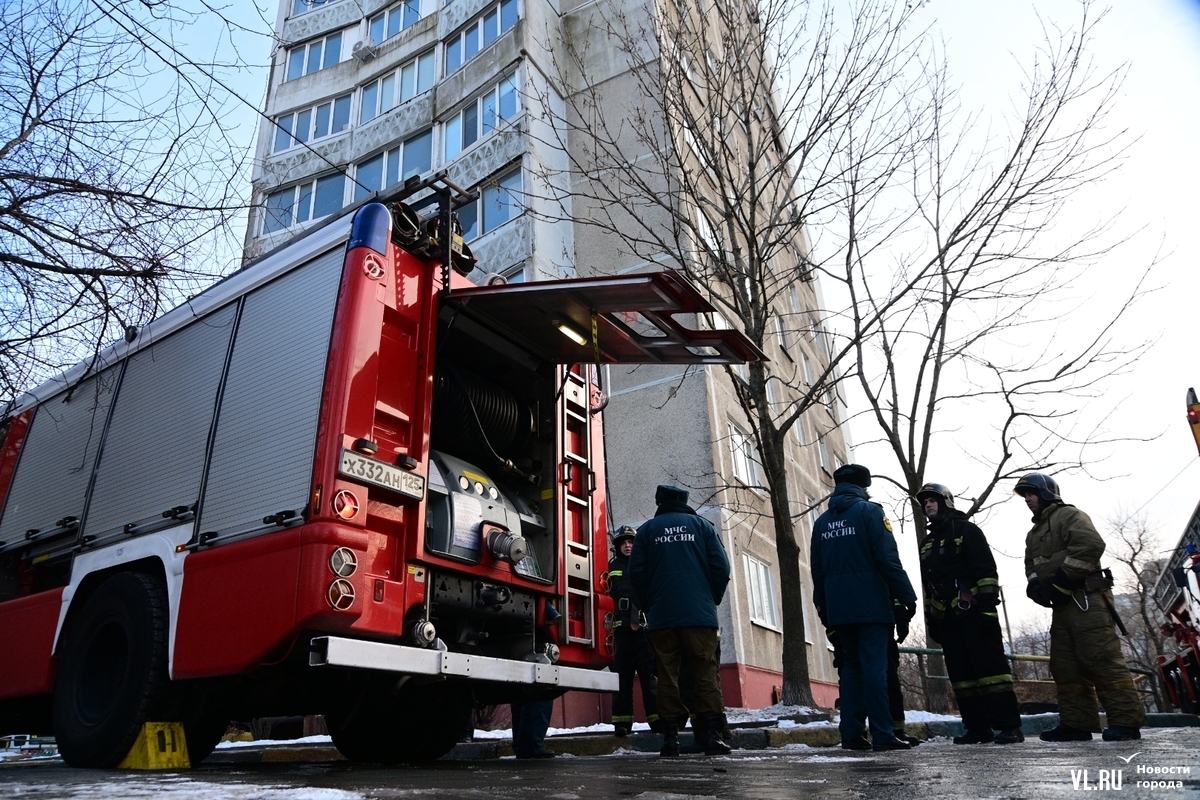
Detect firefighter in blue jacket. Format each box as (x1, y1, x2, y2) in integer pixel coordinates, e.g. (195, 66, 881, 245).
(607, 525, 660, 736)
(811, 464, 916, 751)
(630, 484, 731, 757)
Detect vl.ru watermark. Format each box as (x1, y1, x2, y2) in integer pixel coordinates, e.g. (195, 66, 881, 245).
(1070, 762, 1189, 791)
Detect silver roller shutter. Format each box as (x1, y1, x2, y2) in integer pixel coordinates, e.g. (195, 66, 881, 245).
(83, 304, 238, 540)
(197, 248, 343, 537)
(0, 371, 119, 547)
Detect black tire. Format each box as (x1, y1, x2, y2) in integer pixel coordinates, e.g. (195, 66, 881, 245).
(179, 691, 230, 766)
(326, 677, 467, 763)
(52, 572, 170, 768)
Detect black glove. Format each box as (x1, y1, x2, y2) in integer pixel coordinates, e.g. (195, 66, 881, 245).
(895, 619, 910, 644)
(893, 600, 917, 624)
(975, 593, 1000, 610)
(826, 628, 841, 669)
(1026, 579, 1057, 608)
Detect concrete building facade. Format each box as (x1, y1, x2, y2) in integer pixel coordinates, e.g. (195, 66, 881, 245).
(249, 0, 852, 712)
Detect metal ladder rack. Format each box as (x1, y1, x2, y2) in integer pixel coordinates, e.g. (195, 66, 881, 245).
(560, 364, 595, 646)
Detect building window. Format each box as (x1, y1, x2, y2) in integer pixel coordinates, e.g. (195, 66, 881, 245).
(262, 174, 346, 235)
(360, 51, 435, 125)
(286, 31, 344, 82)
(818, 434, 830, 472)
(744, 555, 780, 629)
(729, 424, 762, 488)
(456, 167, 522, 241)
(774, 316, 790, 357)
(444, 0, 518, 75)
(353, 130, 433, 201)
(444, 75, 519, 161)
(273, 94, 352, 153)
(795, 416, 807, 446)
(369, 0, 435, 44)
(802, 354, 814, 387)
(800, 577, 816, 643)
(292, 0, 336, 15)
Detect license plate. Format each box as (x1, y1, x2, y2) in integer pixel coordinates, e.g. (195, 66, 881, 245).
(339, 449, 424, 500)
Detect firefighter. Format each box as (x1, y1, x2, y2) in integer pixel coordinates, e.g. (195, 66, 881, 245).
(607, 525, 660, 737)
(1015, 473, 1145, 741)
(811, 463, 916, 751)
(917, 482, 1023, 744)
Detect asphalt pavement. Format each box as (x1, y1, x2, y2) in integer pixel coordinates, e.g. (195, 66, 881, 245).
(3, 726, 1199, 799)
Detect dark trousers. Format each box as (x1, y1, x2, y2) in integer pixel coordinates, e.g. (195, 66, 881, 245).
(612, 625, 659, 724)
(650, 627, 723, 721)
(837, 623, 894, 744)
(934, 611, 1020, 732)
(510, 699, 554, 757)
(887, 636, 906, 729)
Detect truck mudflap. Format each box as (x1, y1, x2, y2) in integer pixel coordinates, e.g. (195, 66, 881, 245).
(309, 636, 618, 692)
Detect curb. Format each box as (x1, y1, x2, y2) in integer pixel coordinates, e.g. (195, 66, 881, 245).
(202, 712, 1200, 765)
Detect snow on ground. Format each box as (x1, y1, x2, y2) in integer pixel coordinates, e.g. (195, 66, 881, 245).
(207, 705, 961, 750)
(3, 777, 364, 799)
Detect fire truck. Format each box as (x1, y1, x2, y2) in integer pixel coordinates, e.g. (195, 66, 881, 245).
(0, 179, 762, 767)
(1154, 389, 1200, 713)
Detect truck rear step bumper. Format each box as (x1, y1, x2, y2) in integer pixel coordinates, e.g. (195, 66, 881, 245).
(309, 636, 618, 692)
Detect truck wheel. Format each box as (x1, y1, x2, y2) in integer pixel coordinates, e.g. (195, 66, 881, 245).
(326, 677, 467, 763)
(52, 572, 170, 768)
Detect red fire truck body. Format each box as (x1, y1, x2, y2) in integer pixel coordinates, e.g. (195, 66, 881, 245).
(1155, 524, 1200, 713)
(0, 194, 761, 767)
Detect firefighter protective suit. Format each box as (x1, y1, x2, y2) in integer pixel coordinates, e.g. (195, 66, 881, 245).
(1025, 503, 1146, 732)
(607, 545, 659, 733)
(921, 507, 1020, 738)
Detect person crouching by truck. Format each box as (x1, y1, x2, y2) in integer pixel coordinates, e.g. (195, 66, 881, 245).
(607, 525, 661, 737)
(917, 482, 1023, 745)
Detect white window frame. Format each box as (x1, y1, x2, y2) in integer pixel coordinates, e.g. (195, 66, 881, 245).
(285, 31, 344, 82)
(273, 93, 352, 154)
(456, 167, 522, 242)
(360, 51, 435, 125)
(818, 433, 830, 473)
(743, 554, 781, 630)
(291, 0, 335, 16)
(443, 74, 520, 162)
(444, 0, 518, 75)
(368, 0, 436, 45)
(261, 173, 347, 235)
(729, 423, 762, 489)
(352, 129, 433, 201)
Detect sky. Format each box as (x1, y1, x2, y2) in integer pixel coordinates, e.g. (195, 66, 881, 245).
(842, 0, 1200, 633)
(198, 0, 1200, 632)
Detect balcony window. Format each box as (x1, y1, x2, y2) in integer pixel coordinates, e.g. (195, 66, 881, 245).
(353, 130, 433, 201)
(455, 168, 522, 241)
(359, 52, 435, 125)
(273, 94, 352, 153)
(262, 174, 346, 235)
(444, 0, 517, 75)
(443, 74, 518, 161)
(285, 31, 343, 81)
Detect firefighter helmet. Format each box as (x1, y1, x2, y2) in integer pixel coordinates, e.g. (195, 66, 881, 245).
(915, 483, 955, 511)
(1014, 473, 1062, 504)
(612, 526, 636, 547)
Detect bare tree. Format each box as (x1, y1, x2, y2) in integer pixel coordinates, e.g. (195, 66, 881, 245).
(847, 2, 1153, 533)
(0, 0, 258, 402)
(526, 0, 938, 706)
(1108, 513, 1172, 711)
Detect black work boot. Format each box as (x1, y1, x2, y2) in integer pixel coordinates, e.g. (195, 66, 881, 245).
(703, 716, 732, 755)
(953, 729, 995, 745)
(994, 728, 1025, 744)
(659, 720, 680, 757)
(1101, 726, 1141, 741)
(1039, 724, 1092, 742)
